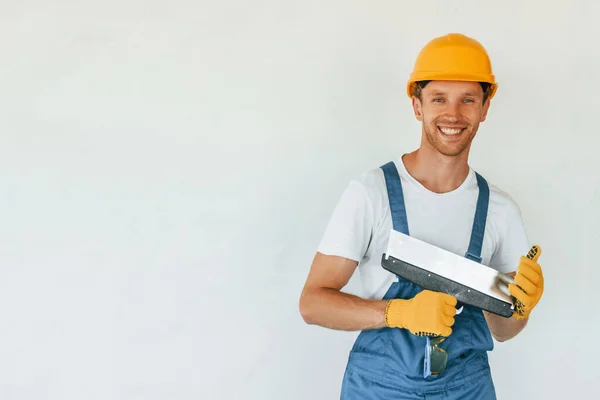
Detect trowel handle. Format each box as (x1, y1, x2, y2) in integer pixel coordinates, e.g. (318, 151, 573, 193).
(495, 273, 515, 297)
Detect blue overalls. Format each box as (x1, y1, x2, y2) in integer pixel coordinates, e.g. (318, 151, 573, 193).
(340, 161, 497, 400)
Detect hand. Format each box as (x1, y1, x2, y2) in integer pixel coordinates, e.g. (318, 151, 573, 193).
(385, 290, 457, 337)
(509, 246, 544, 319)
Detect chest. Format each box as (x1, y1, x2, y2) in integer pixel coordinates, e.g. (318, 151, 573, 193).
(372, 188, 497, 266)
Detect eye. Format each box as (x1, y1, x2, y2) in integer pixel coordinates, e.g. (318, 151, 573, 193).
(432, 98, 444, 103)
(463, 98, 476, 103)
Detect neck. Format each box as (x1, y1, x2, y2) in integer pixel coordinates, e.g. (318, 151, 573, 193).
(402, 146, 470, 194)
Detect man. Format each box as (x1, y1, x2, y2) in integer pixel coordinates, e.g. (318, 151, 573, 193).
(298, 33, 545, 399)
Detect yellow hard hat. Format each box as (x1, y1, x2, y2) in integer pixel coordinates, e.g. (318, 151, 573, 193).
(407, 33, 497, 100)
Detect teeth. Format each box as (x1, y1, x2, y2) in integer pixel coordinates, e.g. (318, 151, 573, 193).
(439, 127, 462, 135)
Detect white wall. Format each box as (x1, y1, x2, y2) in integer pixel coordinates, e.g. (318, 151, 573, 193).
(0, 1, 597, 399)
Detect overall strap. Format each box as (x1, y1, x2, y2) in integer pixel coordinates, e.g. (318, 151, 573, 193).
(380, 161, 409, 235)
(464, 172, 490, 263)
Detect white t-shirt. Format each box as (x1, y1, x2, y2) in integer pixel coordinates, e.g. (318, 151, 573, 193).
(317, 157, 531, 301)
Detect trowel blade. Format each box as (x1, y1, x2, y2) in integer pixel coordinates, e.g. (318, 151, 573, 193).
(382, 229, 514, 317)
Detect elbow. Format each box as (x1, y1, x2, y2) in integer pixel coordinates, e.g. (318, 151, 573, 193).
(298, 291, 316, 325)
(493, 332, 518, 343)
(489, 327, 513, 343)
(493, 335, 509, 343)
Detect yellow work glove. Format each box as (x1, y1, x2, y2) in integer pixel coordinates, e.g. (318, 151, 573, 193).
(385, 290, 457, 337)
(509, 245, 544, 319)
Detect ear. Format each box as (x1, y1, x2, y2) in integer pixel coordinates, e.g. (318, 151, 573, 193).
(412, 97, 423, 121)
(480, 98, 491, 122)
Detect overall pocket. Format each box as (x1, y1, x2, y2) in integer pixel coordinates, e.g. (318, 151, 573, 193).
(443, 305, 493, 359)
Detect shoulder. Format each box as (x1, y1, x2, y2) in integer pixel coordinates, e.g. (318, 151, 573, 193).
(337, 162, 395, 226)
(349, 163, 390, 205)
(480, 175, 525, 228)
(487, 180, 522, 213)
(354, 165, 386, 191)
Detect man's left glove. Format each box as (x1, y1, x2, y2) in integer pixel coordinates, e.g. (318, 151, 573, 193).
(509, 246, 544, 319)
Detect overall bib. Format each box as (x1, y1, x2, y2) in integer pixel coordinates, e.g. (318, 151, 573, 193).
(340, 161, 497, 400)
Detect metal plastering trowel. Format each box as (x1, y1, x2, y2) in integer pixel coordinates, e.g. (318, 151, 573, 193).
(381, 229, 525, 318)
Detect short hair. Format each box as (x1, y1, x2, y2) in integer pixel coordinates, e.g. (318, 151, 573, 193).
(411, 80, 492, 103)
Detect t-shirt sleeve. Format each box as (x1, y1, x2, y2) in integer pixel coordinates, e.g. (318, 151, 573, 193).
(489, 198, 531, 273)
(317, 180, 374, 262)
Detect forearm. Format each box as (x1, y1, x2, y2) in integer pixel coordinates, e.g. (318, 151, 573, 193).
(300, 287, 388, 331)
(483, 311, 528, 342)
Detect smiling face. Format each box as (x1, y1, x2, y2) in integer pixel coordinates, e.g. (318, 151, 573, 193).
(412, 80, 491, 157)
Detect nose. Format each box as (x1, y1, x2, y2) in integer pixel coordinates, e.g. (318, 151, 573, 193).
(443, 101, 460, 122)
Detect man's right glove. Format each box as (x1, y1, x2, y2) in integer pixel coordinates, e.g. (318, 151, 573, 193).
(385, 290, 457, 337)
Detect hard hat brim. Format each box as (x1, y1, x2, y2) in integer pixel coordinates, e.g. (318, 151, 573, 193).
(407, 72, 497, 100)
